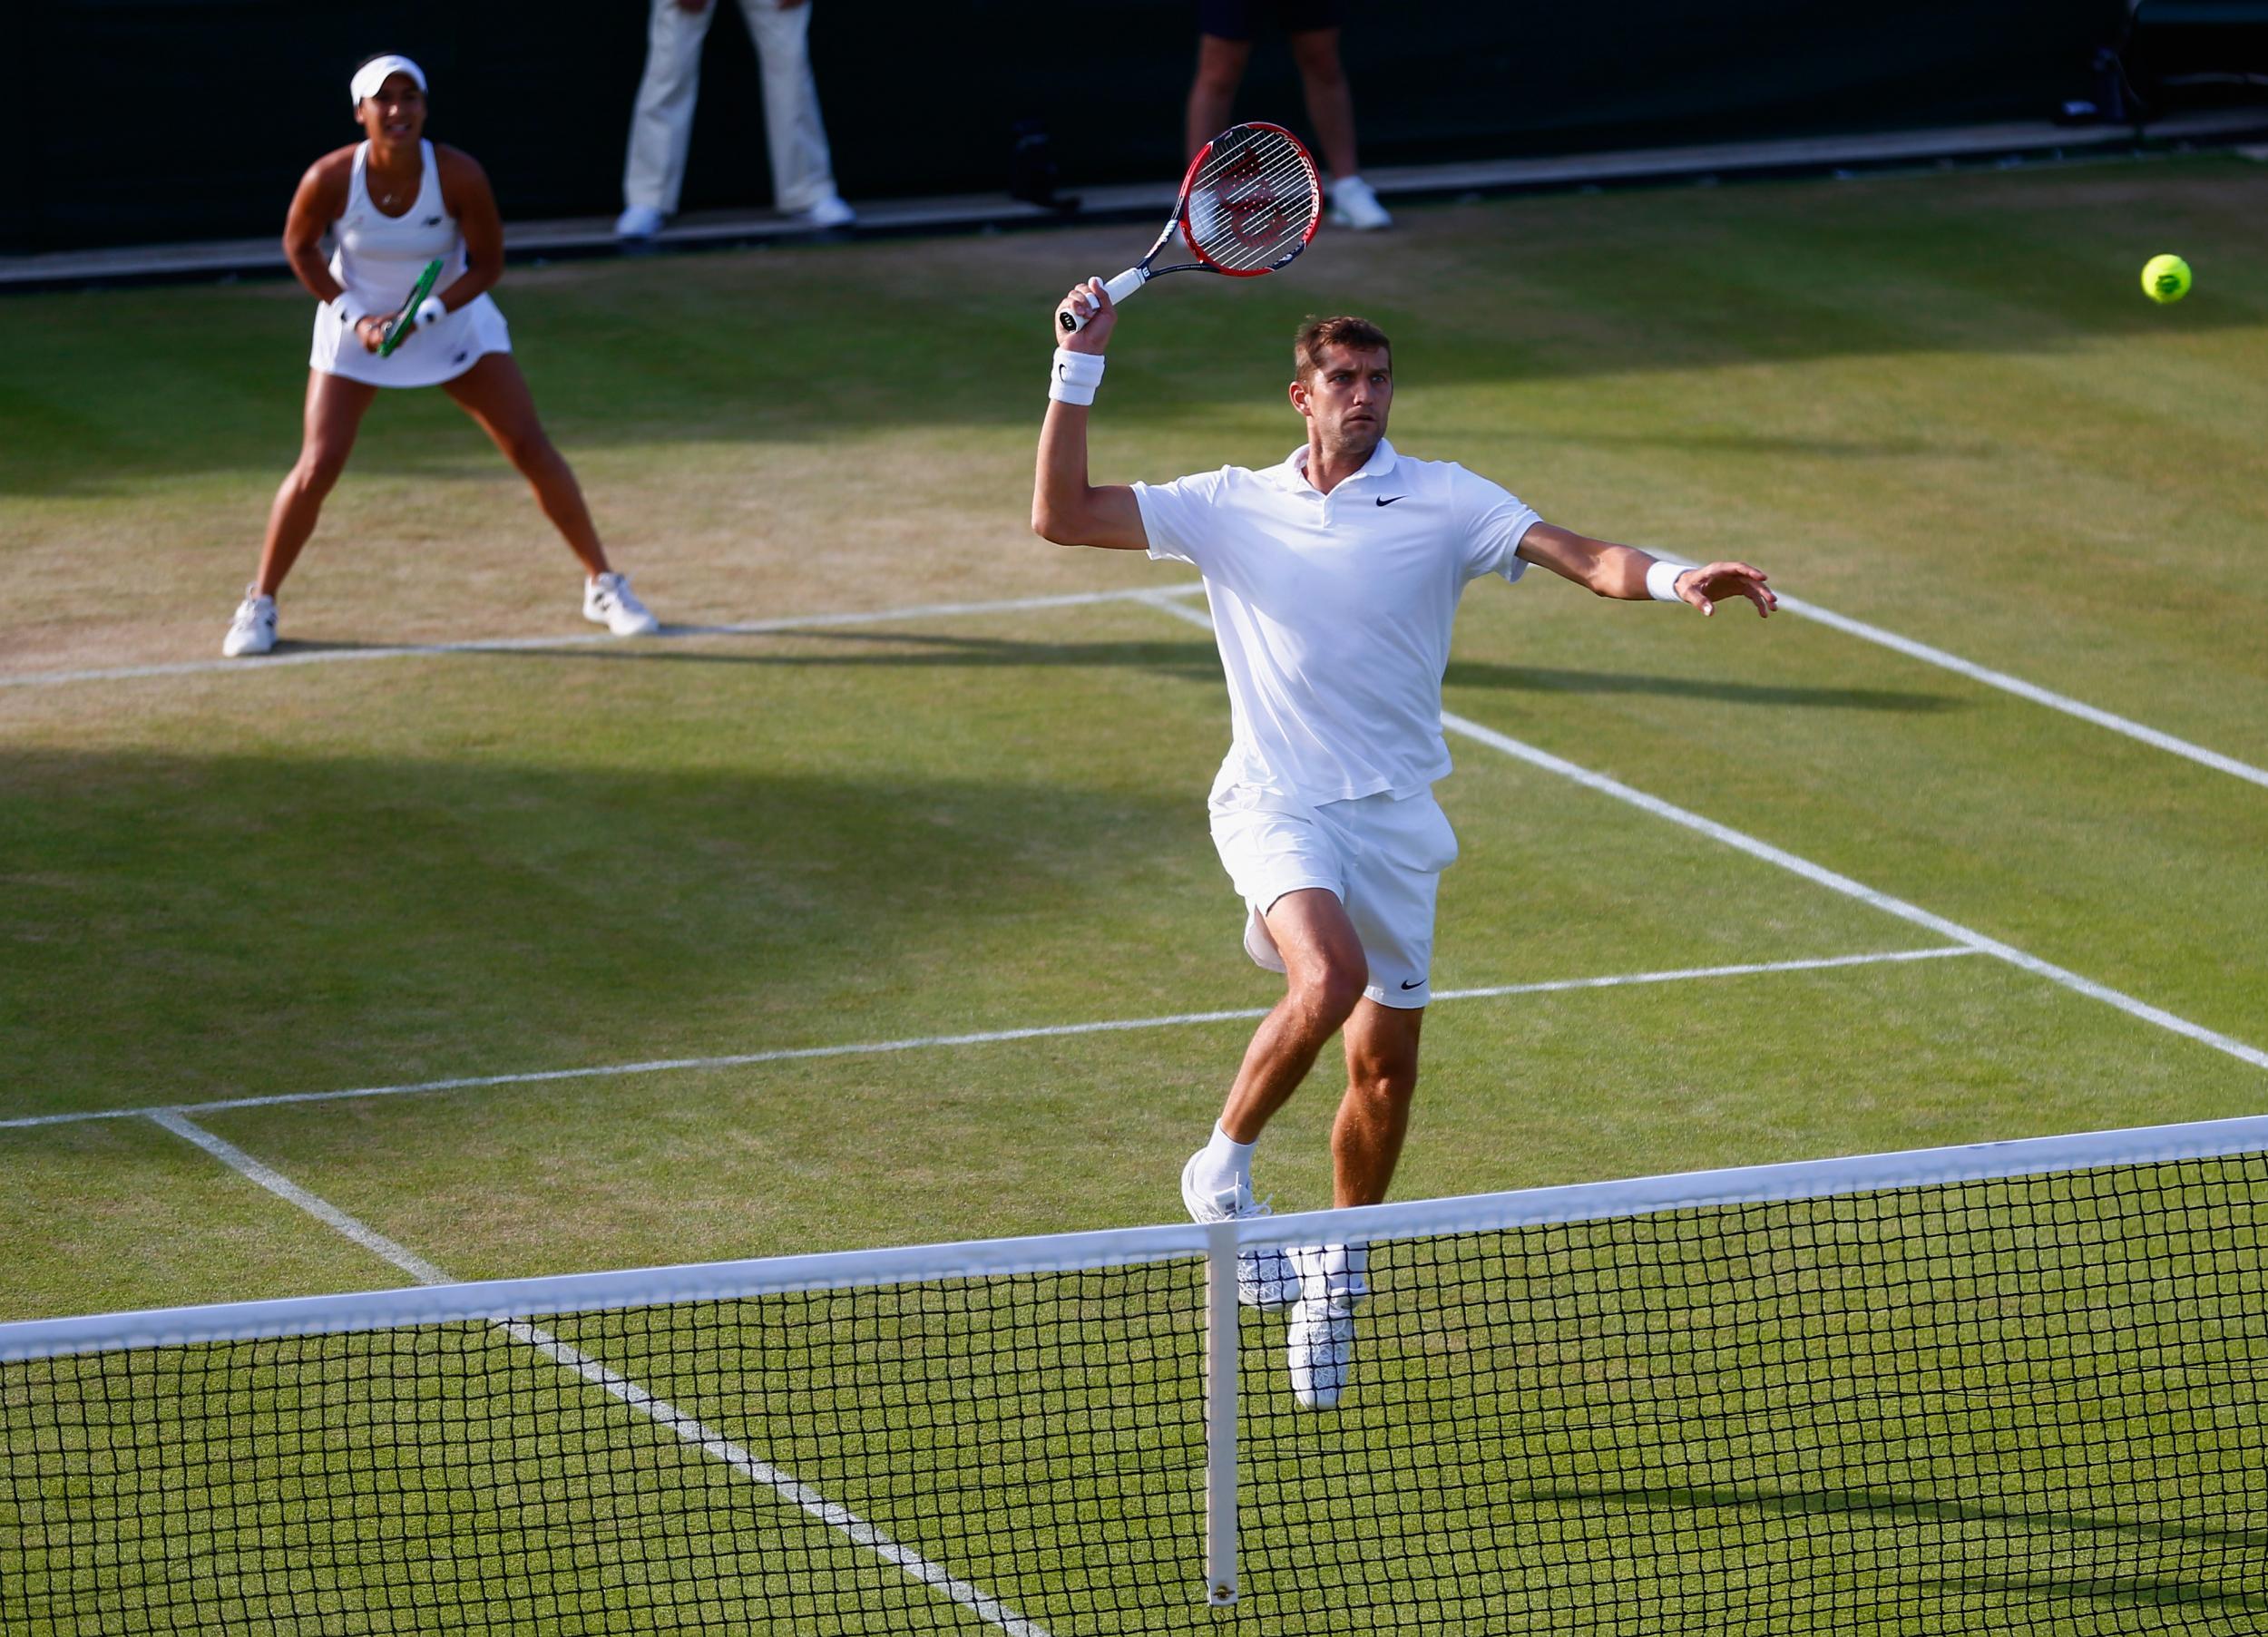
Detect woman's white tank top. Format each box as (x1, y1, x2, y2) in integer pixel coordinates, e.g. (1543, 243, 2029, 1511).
(328, 141, 466, 307)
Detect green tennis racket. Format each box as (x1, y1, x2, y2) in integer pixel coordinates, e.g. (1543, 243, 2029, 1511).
(377, 258, 445, 358)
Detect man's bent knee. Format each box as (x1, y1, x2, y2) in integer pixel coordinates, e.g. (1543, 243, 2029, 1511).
(1290, 963, 1368, 1030)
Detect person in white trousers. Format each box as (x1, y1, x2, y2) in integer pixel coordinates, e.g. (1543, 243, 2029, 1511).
(617, 0, 854, 238)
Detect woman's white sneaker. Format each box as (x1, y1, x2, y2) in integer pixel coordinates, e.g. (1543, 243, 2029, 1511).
(584, 571, 660, 637)
(1327, 175, 1393, 231)
(222, 588, 278, 658)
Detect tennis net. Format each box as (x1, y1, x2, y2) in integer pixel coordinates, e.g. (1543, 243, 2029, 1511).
(5, 1115, 2264, 1633)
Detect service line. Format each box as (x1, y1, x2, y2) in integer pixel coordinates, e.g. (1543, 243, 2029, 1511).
(0, 947, 1974, 1132)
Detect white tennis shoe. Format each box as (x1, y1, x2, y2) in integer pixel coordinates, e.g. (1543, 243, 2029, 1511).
(221, 587, 278, 658)
(583, 572, 660, 638)
(1327, 175, 1393, 232)
(799, 193, 855, 229)
(614, 205, 664, 241)
(1181, 1152, 1299, 1309)
(1286, 1243, 1368, 1409)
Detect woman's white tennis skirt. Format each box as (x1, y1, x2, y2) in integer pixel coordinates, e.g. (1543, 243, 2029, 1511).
(308, 293, 511, 388)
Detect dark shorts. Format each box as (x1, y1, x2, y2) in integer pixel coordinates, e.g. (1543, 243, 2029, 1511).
(1198, 0, 1344, 43)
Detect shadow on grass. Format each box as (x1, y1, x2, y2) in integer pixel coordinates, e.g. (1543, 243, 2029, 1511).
(467, 628, 1959, 715)
(1542, 1469, 2268, 1560)
(0, 745, 1210, 1118)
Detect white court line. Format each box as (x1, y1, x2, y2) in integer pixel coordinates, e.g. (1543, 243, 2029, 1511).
(1777, 590, 2268, 792)
(0, 584, 1209, 692)
(147, 1109, 1052, 1637)
(148, 1110, 451, 1285)
(1, 947, 1974, 1131)
(1146, 596, 2268, 1075)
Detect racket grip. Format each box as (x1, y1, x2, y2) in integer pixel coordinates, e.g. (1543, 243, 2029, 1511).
(1059, 268, 1145, 334)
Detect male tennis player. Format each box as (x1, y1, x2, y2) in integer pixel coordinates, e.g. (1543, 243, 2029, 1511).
(1031, 280, 1774, 1408)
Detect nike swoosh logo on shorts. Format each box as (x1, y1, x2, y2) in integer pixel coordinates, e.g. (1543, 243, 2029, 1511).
(1377, 496, 1405, 507)
(1401, 978, 1424, 989)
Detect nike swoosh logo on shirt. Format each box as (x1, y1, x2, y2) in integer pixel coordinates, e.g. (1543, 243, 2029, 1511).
(1376, 496, 1406, 507)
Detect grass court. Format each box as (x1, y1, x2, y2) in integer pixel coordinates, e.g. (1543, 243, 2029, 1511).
(3, 153, 2265, 1631)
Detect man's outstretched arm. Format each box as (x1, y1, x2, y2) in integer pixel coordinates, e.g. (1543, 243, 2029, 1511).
(1515, 522, 1776, 617)
(1031, 280, 1149, 551)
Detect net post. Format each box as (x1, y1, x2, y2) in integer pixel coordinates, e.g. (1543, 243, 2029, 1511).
(1203, 1217, 1240, 1608)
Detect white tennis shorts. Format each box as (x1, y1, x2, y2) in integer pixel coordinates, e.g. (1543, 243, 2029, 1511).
(1209, 786, 1459, 1009)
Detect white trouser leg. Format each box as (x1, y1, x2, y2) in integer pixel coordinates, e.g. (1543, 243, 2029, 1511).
(740, 0, 838, 212)
(623, 0, 718, 214)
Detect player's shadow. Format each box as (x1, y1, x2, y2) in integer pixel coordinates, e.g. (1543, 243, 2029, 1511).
(490, 628, 1228, 683)
(1444, 658, 1955, 714)
(1540, 1480, 2268, 1614)
(511, 628, 1955, 715)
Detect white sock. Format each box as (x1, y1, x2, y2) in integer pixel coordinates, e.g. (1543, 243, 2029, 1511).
(1194, 1122, 1256, 1198)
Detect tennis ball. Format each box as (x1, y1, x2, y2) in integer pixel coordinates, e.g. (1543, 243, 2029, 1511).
(2142, 254, 2192, 304)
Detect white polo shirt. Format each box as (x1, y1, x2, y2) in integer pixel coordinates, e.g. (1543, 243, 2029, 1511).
(1133, 437, 1540, 810)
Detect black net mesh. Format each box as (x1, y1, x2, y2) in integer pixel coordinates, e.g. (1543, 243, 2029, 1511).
(5, 1155, 2264, 1633)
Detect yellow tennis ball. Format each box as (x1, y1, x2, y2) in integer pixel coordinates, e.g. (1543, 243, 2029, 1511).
(2142, 254, 2192, 304)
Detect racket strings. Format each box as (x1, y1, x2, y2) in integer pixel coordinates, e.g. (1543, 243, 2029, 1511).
(1186, 129, 1320, 271)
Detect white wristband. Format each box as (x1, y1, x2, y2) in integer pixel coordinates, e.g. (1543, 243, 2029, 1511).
(415, 296, 447, 329)
(1646, 559, 1692, 604)
(1049, 346, 1106, 406)
(334, 293, 369, 327)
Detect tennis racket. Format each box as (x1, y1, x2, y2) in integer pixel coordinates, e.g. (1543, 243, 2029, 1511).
(1060, 122, 1322, 334)
(376, 258, 445, 358)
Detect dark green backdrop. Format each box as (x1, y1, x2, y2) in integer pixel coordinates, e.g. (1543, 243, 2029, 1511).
(8, 1, 2127, 254)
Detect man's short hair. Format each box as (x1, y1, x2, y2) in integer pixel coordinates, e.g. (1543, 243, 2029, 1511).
(1295, 315, 1392, 380)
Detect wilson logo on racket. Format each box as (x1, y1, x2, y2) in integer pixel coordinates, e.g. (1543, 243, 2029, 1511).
(1060, 122, 1323, 334)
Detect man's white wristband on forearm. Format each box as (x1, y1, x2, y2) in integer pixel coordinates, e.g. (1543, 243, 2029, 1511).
(415, 296, 447, 329)
(1049, 346, 1106, 406)
(1646, 559, 1692, 603)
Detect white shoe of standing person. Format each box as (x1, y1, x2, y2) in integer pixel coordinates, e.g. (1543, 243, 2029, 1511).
(222, 587, 278, 658)
(1287, 1243, 1368, 1409)
(1327, 175, 1393, 232)
(1181, 1151, 1300, 1310)
(615, 205, 665, 241)
(584, 572, 660, 638)
(799, 194, 855, 229)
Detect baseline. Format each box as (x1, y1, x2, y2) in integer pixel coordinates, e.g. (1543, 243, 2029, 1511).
(145, 1109, 1053, 1637)
(0, 946, 1977, 1131)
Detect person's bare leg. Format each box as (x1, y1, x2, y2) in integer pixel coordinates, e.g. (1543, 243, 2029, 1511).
(255, 372, 379, 596)
(1287, 28, 1360, 180)
(1217, 888, 1369, 1142)
(441, 353, 611, 579)
(1186, 34, 1255, 158)
(1332, 999, 1422, 1206)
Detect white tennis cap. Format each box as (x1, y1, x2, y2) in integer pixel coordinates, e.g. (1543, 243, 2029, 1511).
(350, 54, 426, 106)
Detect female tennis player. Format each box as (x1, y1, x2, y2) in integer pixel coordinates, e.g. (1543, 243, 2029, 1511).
(223, 54, 658, 657)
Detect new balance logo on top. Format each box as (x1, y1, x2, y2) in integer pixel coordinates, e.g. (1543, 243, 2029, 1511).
(1376, 496, 1405, 507)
